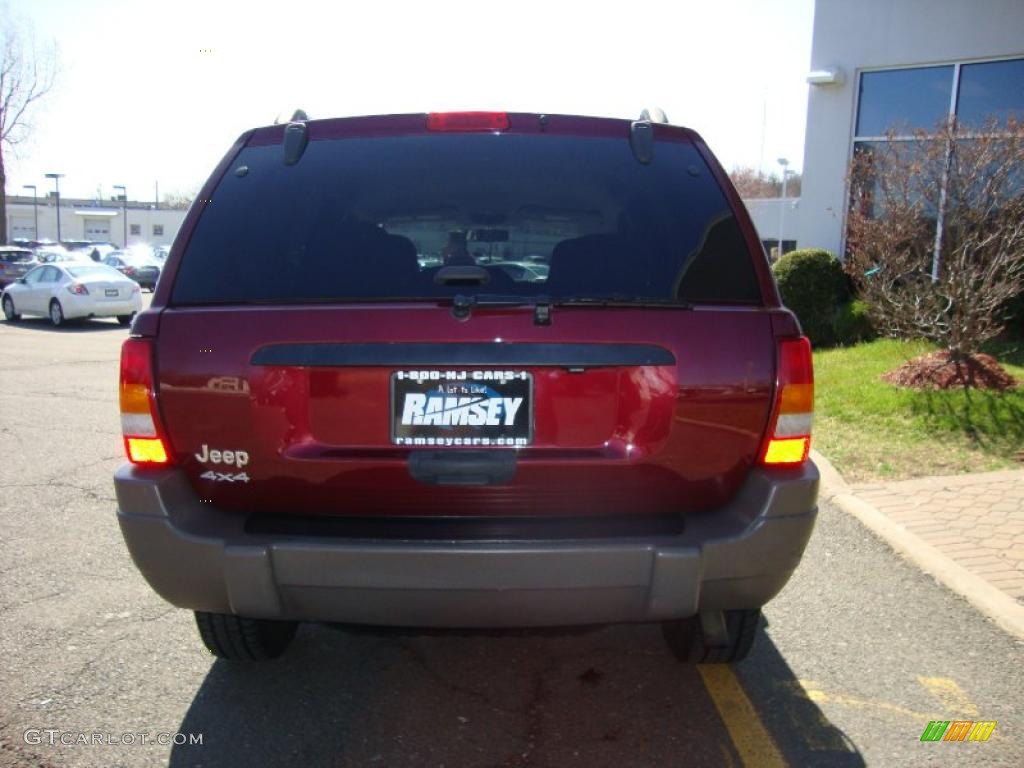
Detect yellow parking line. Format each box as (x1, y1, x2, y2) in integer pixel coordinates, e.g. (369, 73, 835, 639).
(917, 677, 979, 718)
(698, 665, 787, 768)
(791, 679, 941, 722)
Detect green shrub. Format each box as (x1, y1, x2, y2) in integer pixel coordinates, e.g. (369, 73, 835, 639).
(772, 248, 849, 347)
(833, 300, 876, 346)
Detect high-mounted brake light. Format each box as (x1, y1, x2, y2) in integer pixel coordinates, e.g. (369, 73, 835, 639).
(427, 111, 510, 132)
(120, 338, 172, 465)
(760, 337, 814, 468)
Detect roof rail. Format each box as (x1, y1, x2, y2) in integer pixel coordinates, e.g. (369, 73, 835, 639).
(274, 108, 310, 125)
(639, 107, 669, 124)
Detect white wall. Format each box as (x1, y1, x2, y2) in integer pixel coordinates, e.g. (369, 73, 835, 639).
(799, 0, 1024, 255)
(5, 199, 188, 247)
(742, 197, 800, 245)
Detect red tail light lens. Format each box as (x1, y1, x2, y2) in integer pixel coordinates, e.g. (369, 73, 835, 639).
(427, 112, 510, 132)
(760, 337, 814, 467)
(120, 338, 172, 465)
(67, 283, 89, 295)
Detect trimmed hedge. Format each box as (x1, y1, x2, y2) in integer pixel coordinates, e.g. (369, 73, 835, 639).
(772, 248, 848, 347)
(833, 300, 876, 346)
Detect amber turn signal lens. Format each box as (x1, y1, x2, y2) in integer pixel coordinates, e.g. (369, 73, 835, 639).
(126, 437, 169, 464)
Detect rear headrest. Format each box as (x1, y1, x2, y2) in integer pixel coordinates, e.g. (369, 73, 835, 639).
(547, 233, 634, 295)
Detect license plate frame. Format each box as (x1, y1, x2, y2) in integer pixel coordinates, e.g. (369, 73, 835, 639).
(391, 369, 533, 447)
(105, 289, 119, 297)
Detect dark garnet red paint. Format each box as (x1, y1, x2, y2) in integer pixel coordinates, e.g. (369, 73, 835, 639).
(134, 113, 803, 518)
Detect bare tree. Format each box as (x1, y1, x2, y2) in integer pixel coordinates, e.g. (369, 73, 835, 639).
(730, 166, 801, 199)
(161, 189, 198, 210)
(846, 117, 1024, 360)
(0, 16, 57, 243)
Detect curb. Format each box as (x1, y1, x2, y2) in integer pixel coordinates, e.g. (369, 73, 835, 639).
(811, 449, 1024, 642)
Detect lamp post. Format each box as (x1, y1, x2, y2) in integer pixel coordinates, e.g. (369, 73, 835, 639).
(113, 185, 127, 247)
(44, 173, 64, 242)
(776, 158, 793, 261)
(22, 184, 38, 240)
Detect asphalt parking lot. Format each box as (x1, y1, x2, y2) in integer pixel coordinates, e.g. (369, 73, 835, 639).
(1, 305, 1022, 767)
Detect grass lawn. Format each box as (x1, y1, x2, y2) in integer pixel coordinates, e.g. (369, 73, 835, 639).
(812, 338, 1024, 483)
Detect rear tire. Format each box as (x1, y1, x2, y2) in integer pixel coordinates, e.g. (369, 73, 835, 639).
(49, 299, 65, 327)
(2, 294, 19, 321)
(194, 611, 298, 661)
(117, 314, 134, 326)
(662, 609, 761, 664)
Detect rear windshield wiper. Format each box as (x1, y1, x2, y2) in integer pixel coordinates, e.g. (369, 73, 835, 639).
(451, 293, 552, 324)
(456, 293, 543, 307)
(555, 295, 693, 309)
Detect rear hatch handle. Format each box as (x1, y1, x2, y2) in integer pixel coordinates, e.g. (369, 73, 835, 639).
(408, 450, 517, 486)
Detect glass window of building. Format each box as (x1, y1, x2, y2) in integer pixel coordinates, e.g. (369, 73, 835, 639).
(856, 66, 954, 136)
(956, 58, 1024, 128)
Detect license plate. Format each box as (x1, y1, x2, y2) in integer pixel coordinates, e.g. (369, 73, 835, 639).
(392, 370, 533, 447)
(105, 289, 119, 297)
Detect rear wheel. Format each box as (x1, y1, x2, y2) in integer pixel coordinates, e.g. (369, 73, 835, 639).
(194, 611, 298, 661)
(662, 609, 761, 664)
(117, 313, 134, 326)
(49, 299, 65, 327)
(2, 294, 19, 321)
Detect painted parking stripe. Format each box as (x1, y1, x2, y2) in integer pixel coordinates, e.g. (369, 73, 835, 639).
(698, 665, 787, 768)
(917, 676, 979, 718)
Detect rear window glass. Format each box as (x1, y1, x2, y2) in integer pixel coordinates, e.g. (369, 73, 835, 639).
(120, 253, 157, 266)
(0, 250, 33, 262)
(172, 133, 762, 305)
(67, 266, 122, 279)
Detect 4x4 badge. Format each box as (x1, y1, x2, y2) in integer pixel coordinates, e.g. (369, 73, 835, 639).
(199, 470, 250, 483)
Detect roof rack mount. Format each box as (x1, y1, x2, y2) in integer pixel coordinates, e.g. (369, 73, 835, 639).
(639, 107, 669, 124)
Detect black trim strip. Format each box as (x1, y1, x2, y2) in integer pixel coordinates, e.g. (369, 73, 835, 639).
(245, 513, 686, 541)
(251, 342, 675, 367)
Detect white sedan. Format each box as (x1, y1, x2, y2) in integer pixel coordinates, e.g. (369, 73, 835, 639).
(1, 263, 142, 327)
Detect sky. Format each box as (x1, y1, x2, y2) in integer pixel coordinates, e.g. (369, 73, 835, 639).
(6, 0, 815, 202)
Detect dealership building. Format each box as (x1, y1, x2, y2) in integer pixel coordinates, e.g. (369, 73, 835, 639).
(8, 0, 1022, 258)
(4, 195, 187, 247)
(797, 0, 1024, 256)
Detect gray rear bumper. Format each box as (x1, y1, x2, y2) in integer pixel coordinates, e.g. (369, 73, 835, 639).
(115, 464, 818, 627)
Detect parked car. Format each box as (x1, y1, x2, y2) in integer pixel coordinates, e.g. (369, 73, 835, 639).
(114, 110, 817, 664)
(153, 245, 171, 261)
(62, 239, 100, 251)
(489, 261, 548, 282)
(0, 246, 38, 287)
(2, 263, 141, 326)
(36, 248, 93, 265)
(65, 242, 118, 262)
(102, 251, 161, 290)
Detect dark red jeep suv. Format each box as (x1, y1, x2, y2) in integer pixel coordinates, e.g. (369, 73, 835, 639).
(114, 110, 818, 663)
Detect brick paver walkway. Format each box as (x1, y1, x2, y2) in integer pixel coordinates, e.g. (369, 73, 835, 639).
(853, 470, 1024, 602)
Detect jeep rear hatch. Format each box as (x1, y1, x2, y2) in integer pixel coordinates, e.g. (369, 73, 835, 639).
(148, 114, 786, 517)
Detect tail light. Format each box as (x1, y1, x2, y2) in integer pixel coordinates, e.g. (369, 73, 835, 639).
(427, 111, 510, 132)
(119, 338, 171, 465)
(123, 266, 136, 276)
(67, 283, 89, 295)
(759, 337, 814, 467)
